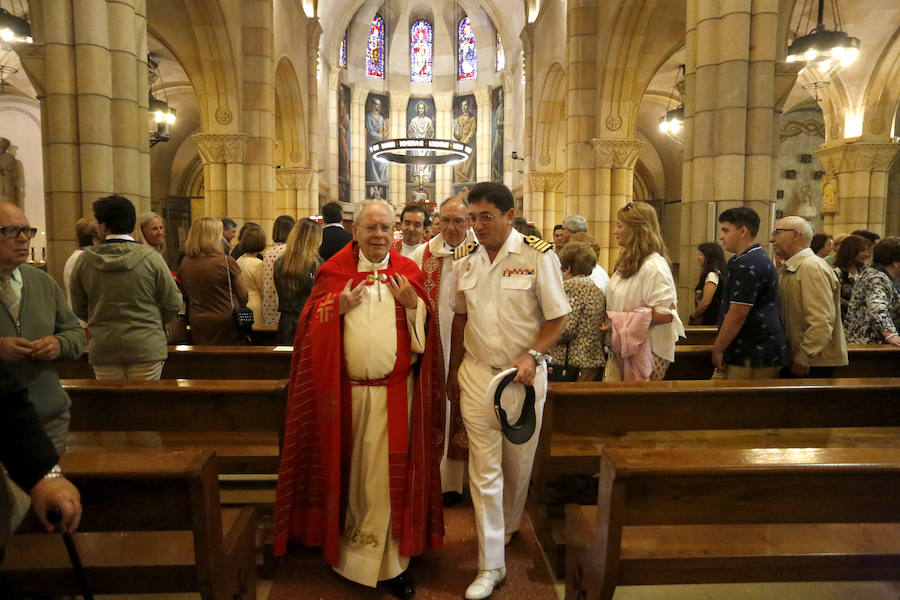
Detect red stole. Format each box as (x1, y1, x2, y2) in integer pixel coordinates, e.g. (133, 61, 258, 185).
(421, 243, 468, 462)
(273, 242, 445, 565)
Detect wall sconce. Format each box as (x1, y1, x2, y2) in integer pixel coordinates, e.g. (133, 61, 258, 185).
(785, 170, 797, 179)
(776, 190, 785, 199)
(813, 170, 825, 179)
(800, 154, 813, 163)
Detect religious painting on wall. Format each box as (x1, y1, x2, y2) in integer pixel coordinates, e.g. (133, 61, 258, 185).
(365, 92, 390, 192)
(406, 97, 436, 186)
(338, 84, 351, 203)
(367, 184, 387, 201)
(453, 94, 477, 185)
(491, 86, 504, 183)
(407, 183, 436, 211)
(452, 183, 471, 200)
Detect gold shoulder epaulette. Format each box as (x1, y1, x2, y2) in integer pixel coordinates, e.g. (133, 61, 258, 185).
(454, 240, 479, 260)
(524, 235, 553, 253)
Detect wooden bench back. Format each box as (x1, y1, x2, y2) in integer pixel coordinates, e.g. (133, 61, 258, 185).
(679, 326, 718, 345)
(601, 447, 900, 527)
(56, 345, 294, 380)
(63, 379, 288, 438)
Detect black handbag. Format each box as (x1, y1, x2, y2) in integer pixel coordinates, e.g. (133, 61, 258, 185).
(547, 343, 579, 382)
(225, 255, 254, 332)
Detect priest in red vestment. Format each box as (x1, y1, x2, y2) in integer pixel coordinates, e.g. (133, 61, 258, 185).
(274, 200, 444, 599)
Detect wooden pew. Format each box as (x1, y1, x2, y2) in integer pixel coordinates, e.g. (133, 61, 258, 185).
(63, 379, 289, 475)
(678, 325, 718, 345)
(2, 450, 257, 599)
(565, 447, 900, 600)
(532, 377, 900, 575)
(666, 343, 900, 380)
(56, 345, 294, 380)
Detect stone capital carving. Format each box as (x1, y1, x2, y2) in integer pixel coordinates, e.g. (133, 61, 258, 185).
(192, 133, 249, 164)
(816, 142, 900, 174)
(590, 139, 642, 169)
(528, 171, 565, 193)
(351, 86, 368, 103)
(275, 167, 313, 190)
(474, 87, 491, 105)
(434, 93, 454, 111)
(520, 23, 535, 55)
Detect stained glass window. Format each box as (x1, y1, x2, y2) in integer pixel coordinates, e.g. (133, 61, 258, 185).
(366, 14, 385, 79)
(496, 31, 505, 72)
(339, 30, 347, 69)
(410, 20, 433, 83)
(457, 16, 477, 81)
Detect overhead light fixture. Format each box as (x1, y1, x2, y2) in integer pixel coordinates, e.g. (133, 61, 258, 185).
(658, 65, 684, 144)
(0, 8, 33, 44)
(786, 0, 860, 80)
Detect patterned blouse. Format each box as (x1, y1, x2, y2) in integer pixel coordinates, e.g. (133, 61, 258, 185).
(548, 276, 607, 368)
(843, 264, 900, 344)
(261, 242, 286, 328)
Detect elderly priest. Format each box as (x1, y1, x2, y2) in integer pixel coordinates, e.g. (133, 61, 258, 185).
(273, 200, 445, 600)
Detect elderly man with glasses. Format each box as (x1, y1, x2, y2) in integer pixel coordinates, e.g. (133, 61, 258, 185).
(770, 216, 848, 377)
(0, 201, 85, 534)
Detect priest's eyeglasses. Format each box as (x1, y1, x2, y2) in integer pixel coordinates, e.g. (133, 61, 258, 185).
(0, 226, 38, 240)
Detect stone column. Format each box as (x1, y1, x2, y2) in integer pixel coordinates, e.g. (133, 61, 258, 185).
(193, 133, 249, 220)
(590, 139, 642, 270)
(565, 0, 598, 248)
(526, 172, 565, 236)
(21, 0, 150, 281)
(520, 25, 536, 211)
(306, 19, 322, 212)
(350, 86, 367, 205)
(275, 167, 314, 217)
(434, 92, 453, 201)
(816, 142, 900, 235)
(241, 0, 275, 235)
(390, 93, 410, 210)
(680, 0, 781, 318)
(474, 87, 492, 188)
(327, 71, 340, 201)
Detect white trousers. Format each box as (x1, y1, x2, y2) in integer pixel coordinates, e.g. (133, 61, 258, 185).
(440, 395, 466, 494)
(458, 354, 546, 570)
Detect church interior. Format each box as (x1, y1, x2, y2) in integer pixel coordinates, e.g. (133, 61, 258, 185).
(1, 0, 900, 598)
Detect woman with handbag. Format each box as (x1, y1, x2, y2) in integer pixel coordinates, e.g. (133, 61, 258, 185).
(548, 242, 607, 382)
(178, 217, 250, 345)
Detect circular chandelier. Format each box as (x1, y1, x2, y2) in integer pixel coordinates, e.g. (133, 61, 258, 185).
(786, 0, 860, 80)
(369, 138, 473, 165)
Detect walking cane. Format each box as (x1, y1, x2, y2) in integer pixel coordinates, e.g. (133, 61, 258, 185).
(46, 505, 94, 600)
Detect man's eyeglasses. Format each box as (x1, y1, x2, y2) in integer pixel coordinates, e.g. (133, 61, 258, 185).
(771, 228, 798, 236)
(0, 226, 38, 240)
(469, 212, 500, 224)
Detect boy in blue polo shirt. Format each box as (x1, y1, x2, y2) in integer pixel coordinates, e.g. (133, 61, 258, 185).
(711, 207, 786, 379)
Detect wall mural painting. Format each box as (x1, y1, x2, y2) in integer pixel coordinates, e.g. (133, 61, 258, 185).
(365, 92, 390, 194)
(338, 84, 351, 204)
(452, 94, 477, 185)
(406, 97, 436, 187)
(491, 86, 504, 183)
(367, 184, 388, 201)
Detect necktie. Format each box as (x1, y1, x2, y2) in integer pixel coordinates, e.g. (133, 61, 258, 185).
(0, 273, 19, 321)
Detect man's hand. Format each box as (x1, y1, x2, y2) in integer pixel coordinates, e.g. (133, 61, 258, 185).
(446, 368, 460, 405)
(30, 477, 82, 533)
(790, 361, 810, 377)
(711, 347, 725, 369)
(30, 336, 61, 361)
(0, 336, 33, 362)
(387, 274, 418, 310)
(339, 279, 366, 315)
(511, 354, 537, 386)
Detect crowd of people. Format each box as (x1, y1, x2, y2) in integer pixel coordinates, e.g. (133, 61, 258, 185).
(1, 186, 899, 599)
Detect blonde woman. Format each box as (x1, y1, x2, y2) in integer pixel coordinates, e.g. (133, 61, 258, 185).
(178, 217, 249, 345)
(605, 201, 684, 380)
(274, 219, 323, 345)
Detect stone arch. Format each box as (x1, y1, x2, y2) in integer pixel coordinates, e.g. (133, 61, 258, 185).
(633, 161, 657, 202)
(274, 57, 308, 167)
(534, 62, 566, 172)
(148, 0, 242, 132)
(862, 24, 900, 138)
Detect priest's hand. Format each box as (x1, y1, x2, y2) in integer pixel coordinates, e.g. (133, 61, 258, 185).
(387, 274, 418, 310)
(339, 279, 366, 314)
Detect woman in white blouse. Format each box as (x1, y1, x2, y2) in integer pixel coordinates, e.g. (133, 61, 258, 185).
(605, 201, 684, 381)
(235, 225, 267, 321)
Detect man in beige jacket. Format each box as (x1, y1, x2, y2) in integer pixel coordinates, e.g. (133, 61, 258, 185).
(771, 216, 848, 377)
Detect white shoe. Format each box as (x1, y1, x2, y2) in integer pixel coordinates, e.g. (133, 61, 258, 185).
(465, 568, 506, 600)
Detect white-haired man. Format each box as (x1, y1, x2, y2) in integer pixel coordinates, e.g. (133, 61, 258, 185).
(770, 215, 847, 377)
(273, 201, 444, 600)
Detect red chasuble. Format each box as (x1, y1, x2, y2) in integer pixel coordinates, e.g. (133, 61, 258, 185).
(273, 242, 445, 565)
